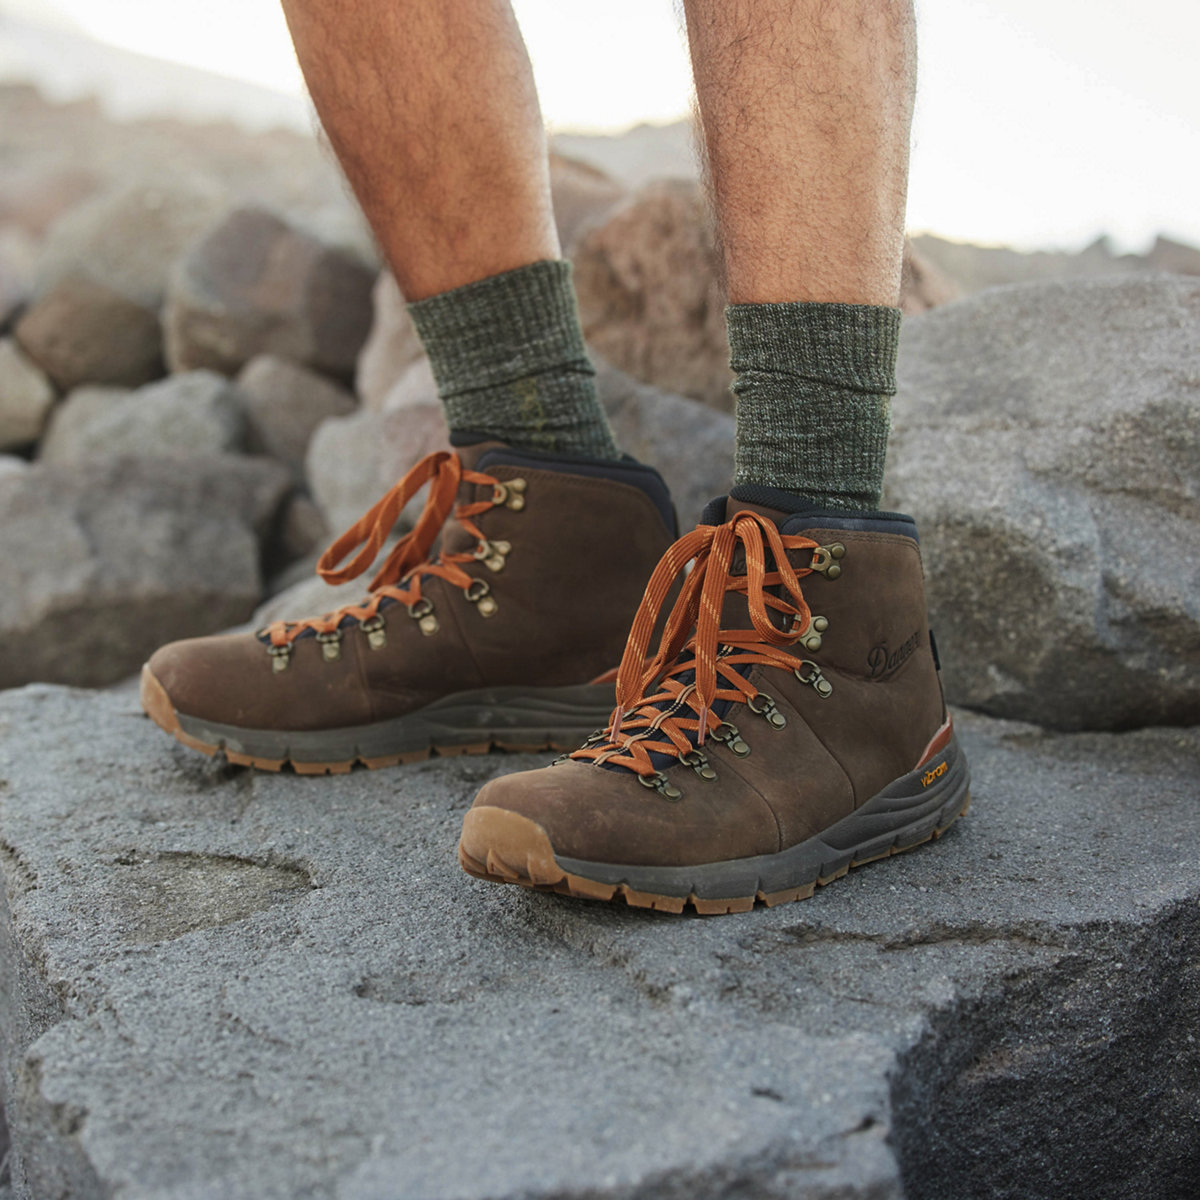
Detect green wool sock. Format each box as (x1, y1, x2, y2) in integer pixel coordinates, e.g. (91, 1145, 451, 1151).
(407, 259, 620, 461)
(726, 301, 901, 510)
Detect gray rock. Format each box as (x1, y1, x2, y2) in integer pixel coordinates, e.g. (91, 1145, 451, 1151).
(887, 275, 1200, 730)
(272, 492, 330, 567)
(35, 183, 228, 308)
(13, 275, 162, 391)
(306, 402, 449, 535)
(0, 690, 1197, 1199)
(0, 456, 289, 688)
(598, 358, 734, 531)
(252, 571, 374, 628)
(378, 356, 437, 413)
(236, 354, 357, 479)
(0, 454, 28, 482)
(164, 207, 375, 380)
(39, 371, 247, 464)
(355, 272, 426, 411)
(574, 180, 733, 411)
(548, 151, 626, 253)
(0, 226, 39, 333)
(0, 338, 56, 450)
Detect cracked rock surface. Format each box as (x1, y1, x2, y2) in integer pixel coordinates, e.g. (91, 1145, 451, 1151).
(0, 686, 1196, 1199)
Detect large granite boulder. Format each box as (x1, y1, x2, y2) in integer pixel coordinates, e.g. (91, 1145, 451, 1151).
(306, 402, 449, 535)
(39, 371, 247, 464)
(34, 183, 228, 308)
(0, 456, 290, 689)
(14, 276, 162, 391)
(887, 275, 1200, 730)
(164, 207, 375, 380)
(236, 355, 357, 480)
(596, 358, 733, 531)
(548, 151, 626, 252)
(354, 272, 426, 411)
(0, 688, 1196, 1199)
(574, 179, 732, 411)
(0, 337, 56, 451)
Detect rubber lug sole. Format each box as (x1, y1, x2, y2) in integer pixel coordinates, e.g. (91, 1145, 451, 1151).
(140, 665, 612, 774)
(457, 736, 972, 915)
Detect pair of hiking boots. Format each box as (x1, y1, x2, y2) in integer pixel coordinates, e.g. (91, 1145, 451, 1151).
(143, 441, 970, 915)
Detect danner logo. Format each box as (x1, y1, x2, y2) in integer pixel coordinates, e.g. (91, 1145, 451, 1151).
(867, 631, 920, 679)
(921, 761, 947, 788)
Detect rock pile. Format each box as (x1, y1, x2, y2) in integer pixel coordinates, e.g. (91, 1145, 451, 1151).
(1, 85, 1197, 742)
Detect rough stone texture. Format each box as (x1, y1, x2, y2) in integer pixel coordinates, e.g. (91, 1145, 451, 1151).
(597, 358, 734, 531)
(888, 275, 1200, 731)
(252, 571, 377, 628)
(236, 355, 357, 480)
(34, 183, 228, 308)
(0, 338, 56, 451)
(574, 180, 733, 411)
(164, 207, 375, 380)
(354, 273, 425, 411)
(0, 456, 28, 482)
(0, 227, 39, 333)
(271, 493, 330, 568)
(1147, 235, 1200, 276)
(548, 151, 626, 252)
(14, 276, 163, 391)
(378, 356, 437, 414)
(39, 372, 247, 464)
(900, 241, 962, 315)
(0, 456, 290, 689)
(306, 402, 449, 536)
(0, 691, 1196, 1199)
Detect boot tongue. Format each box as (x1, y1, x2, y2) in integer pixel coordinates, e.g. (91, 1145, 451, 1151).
(716, 495, 799, 632)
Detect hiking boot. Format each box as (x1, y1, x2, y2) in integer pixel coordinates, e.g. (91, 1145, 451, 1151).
(141, 441, 677, 773)
(459, 486, 970, 913)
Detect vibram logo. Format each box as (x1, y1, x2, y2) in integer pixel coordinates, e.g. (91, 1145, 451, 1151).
(921, 761, 947, 788)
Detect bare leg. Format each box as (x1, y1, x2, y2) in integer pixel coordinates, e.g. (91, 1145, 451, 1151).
(281, 0, 558, 301)
(683, 0, 916, 305)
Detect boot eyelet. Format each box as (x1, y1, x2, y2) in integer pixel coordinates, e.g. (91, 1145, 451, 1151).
(491, 479, 527, 511)
(359, 614, 387, 650)
(638, 771, 683, 801)
(810, 543, 846, 579)
(794, 661, 834, 698)
(407, 597, 439, 636)
(316, 630, 343, 662)
(796, 614, 829, 652)
(711, 721, 750, 756)
(680, 749, 718, 781)
(464, 578, 498, 617)
(474, 539, 511, 573)
(747, 692, 787, 729)
(267, 643, 291, 672)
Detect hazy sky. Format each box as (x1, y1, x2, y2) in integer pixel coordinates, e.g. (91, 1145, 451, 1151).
(6, 0, 1198, 250)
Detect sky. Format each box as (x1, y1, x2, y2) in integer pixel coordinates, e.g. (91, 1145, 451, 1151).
(3, 0, 1198, 251)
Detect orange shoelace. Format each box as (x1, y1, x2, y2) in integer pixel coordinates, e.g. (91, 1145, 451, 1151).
(262, 450, 508, 648)
(572, 510, 826, 780)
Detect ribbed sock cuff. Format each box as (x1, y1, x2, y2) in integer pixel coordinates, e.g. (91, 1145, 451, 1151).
(726, 301, 900, 393)
(726, 301, 901, 511)
(408, 259, 594, 398)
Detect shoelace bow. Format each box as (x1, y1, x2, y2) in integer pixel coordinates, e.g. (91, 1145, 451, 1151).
(572, 510, 821, 777)
(263, 450, 503, 647)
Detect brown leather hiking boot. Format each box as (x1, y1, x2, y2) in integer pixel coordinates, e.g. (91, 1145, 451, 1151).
(141, 441, 676, 773)
(459, 486, 971, 913)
